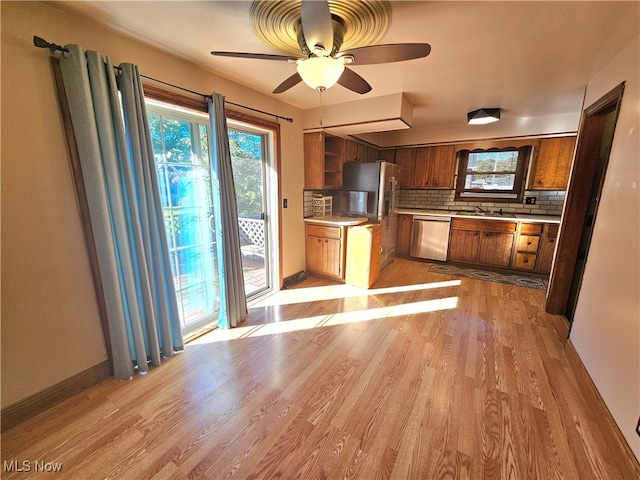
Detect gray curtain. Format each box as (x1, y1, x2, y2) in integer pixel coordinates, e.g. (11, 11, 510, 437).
(59, 45, 183, 378)
(208, 94, 248, 328)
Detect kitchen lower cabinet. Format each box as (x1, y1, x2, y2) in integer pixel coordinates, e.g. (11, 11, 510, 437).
(512, 223, 543, 271)
(396, 214, 413, 256)
(535, 223, 559, 274)
(305, 223, 346, 281)
(346, 224, 382, 288)
(448, 229, 480, 263)
(448, 218, 516, 267)
(478, 232, 515, 267)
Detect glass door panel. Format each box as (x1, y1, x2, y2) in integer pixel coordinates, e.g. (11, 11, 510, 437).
(228, 128, 270, 298)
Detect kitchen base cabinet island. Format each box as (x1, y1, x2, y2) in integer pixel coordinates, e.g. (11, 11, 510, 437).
(304, 216, 369, 283)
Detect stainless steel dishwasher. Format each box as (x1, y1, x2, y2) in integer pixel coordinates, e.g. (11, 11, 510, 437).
(410, 215, 451, 261)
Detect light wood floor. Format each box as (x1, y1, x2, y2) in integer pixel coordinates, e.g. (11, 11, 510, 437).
(2, 258, 639, 479)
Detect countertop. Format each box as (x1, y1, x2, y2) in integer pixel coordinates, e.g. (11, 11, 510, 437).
(396, 208, 561, 224)
(304, 216, 369, 226)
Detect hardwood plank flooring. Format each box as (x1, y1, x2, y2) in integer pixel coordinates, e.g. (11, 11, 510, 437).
(2, 258, 639, 479)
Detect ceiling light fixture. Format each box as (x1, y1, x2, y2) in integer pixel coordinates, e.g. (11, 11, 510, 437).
(296, 56, 345, 92)
(467, 108, 501, 125)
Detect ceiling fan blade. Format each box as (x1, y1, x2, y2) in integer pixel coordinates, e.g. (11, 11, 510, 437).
(337, 67, 372, 94)
(339, 43, 431, 65)
(301, 0, 334, 54)
(273, 72, 303, 94)
(211, 51, 294, 62)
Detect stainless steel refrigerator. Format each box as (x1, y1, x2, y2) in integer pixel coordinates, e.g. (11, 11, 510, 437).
(342, 161, 400, 268)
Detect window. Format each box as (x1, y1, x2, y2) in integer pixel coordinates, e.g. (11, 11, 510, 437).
(455, 146, 531, 202)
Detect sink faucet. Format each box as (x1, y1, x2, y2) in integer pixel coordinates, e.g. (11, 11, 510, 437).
(474, 205, 486, 214)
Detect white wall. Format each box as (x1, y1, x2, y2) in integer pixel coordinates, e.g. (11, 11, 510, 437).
(569, 36, 640, 460)
(1, 1, 305, 408)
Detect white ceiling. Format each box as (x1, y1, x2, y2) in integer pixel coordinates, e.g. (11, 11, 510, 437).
(52, 1, 639, 139)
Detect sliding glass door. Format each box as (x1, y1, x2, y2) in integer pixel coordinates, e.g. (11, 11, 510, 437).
(146, 102, 278, 335)
(147, 105, 219, 335)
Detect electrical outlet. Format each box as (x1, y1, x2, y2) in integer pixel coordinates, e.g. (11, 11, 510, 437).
(525, 196, 536, 205)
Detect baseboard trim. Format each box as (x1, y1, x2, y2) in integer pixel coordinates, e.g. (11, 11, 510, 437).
(1, 360, 112, 432)
(565, 340, 640, 473)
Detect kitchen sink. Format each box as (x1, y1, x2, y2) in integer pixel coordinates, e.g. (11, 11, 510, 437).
(455, 210, 516, 218)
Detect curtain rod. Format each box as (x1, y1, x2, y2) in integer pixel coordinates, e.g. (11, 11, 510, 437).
(33, 36, 294, 123)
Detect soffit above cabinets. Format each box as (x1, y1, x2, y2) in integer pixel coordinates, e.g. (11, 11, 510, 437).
(302, 93, 413, 136)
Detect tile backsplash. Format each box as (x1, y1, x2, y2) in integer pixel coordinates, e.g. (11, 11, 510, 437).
(397, 189, 565, 216)
(305, 189, 565, 217)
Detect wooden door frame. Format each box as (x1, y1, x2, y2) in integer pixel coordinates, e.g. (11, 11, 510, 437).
(545, 83, 625, 319)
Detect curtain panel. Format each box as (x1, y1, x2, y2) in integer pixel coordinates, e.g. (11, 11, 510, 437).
(58, 45, 183, 378)
(208, 94, 248, 329)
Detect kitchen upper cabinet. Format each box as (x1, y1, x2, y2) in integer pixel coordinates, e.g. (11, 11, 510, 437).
(345, 140, 359, 163)
(378, 149, 396, 163)
(395, 148, 416, 188)
(344, 140, 379, 163)
(367, 146, 378, 163)
(430, 145, 457, 188)
(304, 132, 345, 189)
(396, 214, 413, 256)
(395, 146, 456, 189)
(305, 223, 346, 280)
(528, 136, 577, 190)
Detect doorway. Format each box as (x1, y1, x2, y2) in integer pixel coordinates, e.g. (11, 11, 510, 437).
(546, 83, 625, 326)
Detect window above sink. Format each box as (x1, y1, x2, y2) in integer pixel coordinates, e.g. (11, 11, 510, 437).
(455, 146, 531, 203)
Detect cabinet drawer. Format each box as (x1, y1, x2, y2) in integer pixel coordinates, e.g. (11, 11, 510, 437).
(306, 224, 341, 239)
(514, 253, 537, 270)
(517, 235, 540, 253)
(451, 218, 516, 232)
(520, 223, 543, 235)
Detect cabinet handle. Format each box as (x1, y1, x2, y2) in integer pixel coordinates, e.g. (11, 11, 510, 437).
(523, 258, 529, 263)
(527, 241, 532, 245)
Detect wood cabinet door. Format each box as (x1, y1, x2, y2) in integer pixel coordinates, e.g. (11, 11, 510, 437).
(367, 146, 378, 163)
(357, 143, 368, 163)
(430, 145, 456, 188)
(448, 229, 480, 263)
(536, 223, 559, 274)
(305, 235, 324, 273)
(345, 140, 358, 163)
(414, 147, 432, 187)
(395, 148, 416, 188)
(378, 149, 396, 163)
(528, 136, 576, 190)
(396, 214, 413, 255)
(322, 237, 342, 277)
(303, 132, 325, 189)
(478, 232, 514, 267)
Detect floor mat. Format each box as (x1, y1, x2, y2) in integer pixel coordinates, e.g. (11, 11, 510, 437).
(428, 263, 547, 290)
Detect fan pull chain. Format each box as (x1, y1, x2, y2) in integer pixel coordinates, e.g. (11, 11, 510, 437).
(318, 90, 324, 140)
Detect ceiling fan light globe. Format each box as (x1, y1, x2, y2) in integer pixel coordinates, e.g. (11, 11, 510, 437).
(296, 56, 345, 91)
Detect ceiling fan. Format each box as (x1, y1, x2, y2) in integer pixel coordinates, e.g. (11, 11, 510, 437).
(211, 0, 431, 94)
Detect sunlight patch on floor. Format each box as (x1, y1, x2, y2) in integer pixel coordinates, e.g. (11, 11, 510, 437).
(189, 296, 459, 345)
(249, 279, 462, 308)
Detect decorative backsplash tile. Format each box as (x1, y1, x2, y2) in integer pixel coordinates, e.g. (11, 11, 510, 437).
(398, 189, 565, 216)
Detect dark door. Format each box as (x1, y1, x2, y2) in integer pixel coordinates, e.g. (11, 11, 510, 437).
(565, 107, 618, 322)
